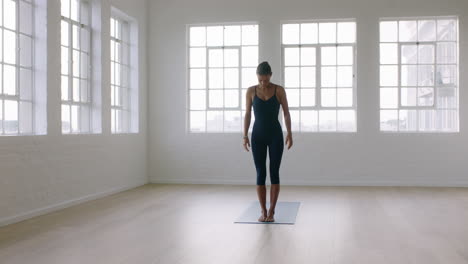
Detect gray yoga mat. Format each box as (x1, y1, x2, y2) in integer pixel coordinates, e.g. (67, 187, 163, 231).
(234, 201, 301, 224)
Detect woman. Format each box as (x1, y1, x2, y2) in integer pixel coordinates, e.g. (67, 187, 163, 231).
(243, 61, 293, 222)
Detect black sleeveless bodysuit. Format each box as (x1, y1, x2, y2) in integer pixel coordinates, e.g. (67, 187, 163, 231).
(251, 84, 284, 185)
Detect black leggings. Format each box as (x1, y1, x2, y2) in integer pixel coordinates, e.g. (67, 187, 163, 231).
(251, 123, 284, 185)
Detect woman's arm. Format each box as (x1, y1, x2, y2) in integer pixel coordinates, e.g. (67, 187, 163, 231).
(278, 86, 292, 135)
(278, 85, 293, 149)
(243, 87, 254, 137)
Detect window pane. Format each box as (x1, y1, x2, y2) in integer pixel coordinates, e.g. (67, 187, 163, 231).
(241, 46, 258, 67)
(224, 110, 241, 131)
(337, 66, 353, 87)
(208, 49, 223, 68)
(209, 90, 223, 108)
(4, 65, 16, 95)
(337, 88, 353, 107)
(437, 19, 457, 41)
(224, 68, 238, 88)
(300, 47, 316, 66)
(380, 65, 398, 87)
(300, 110, 318, 131)
(224, 90, 239, 108)
(4, 30, 16, 64)
(286, 88, 299, 107)
(207, 26, 223, 46)
(418, 20, 436, 41)
(190, 69, 206, 89)
(242, 25, 258, 45)
(207, 111, 223, 131)
(300, 89, 315, 107)
(224, 49, 239, 67)
(300, 23, 318, 44)
(282, 24, 299, 44)
(321, 67, 337, 87)
(337, 22, 355, 43)
(380, 21, 398, 42)
(321, 89, 336, 107)
(321, 47, 336, 65)
(190, 27, 206, 46)
(285, 67, 299, 88)
(319, 110, 336, 131)
(380, 110, 398, 131)
(190, 48, 206, 67)
(242, 68, 256, 88)
(284, 47, 299, 66)
(337, 110, 356, 131)
(337, 46, 353, 65)
(209, 69, 223, 89)
(399, 20, 417, 42)
(190, 111, 206, 132)
(319, 23, 336, 43)
(401, 88, 417, 106)
(61, 75, 69, 100)
(224, 26, 241, 46)
(4, 0, 16, 30)
(4, 100, 18, 133)
(380, 88, 398, 108)
(380, 44, 398, 64)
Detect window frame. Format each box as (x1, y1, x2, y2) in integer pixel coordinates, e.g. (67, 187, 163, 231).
(378, 16, 459, 133)
(280, 19, 357, 133)
(187, 22, 259, 133)
(60, 0, 93, 134)
(110, 15, 132, 134)
(0, 0, 36, 136)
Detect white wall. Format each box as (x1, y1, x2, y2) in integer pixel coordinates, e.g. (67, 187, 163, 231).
(148, 0, 468, 186)
(0, 0, 148, 227)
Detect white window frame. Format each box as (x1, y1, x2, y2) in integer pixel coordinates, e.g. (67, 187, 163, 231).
(187, 22, 259, 133)
(110, 15, 131, 133)
(280, 19, 357, 132)
(0, 0, 36, 135)
(379, 16, 459, 132)
(110, 6, 139, 134)
(60, 0, 93, 134)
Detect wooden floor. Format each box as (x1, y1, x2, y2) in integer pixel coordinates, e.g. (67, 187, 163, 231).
(1, 184, 468, 264)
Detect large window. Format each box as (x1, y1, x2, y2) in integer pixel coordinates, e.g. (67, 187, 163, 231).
(0, 0, 34, 135)
(60, 0, 92, 134)
(281, 20, 357, 132)
(110, 16, 131, 133)
(188, 23, 259, 133)
(379, 17, 459, 132)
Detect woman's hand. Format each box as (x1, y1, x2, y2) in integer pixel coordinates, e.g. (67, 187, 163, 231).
(285, 133, 293, 150)
(243, 137, 250, 152)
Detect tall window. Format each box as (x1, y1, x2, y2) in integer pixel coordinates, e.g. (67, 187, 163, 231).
(110, 16, 131, 133)
(61, 0, 92, 134)
(188, 23, 259, 133)
(0, 0, 34, 135)
(282, 20, 357, 132)
(379, 17, 459, 132)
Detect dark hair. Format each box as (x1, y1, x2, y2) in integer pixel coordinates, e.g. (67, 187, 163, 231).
(256, 61, 272, 75)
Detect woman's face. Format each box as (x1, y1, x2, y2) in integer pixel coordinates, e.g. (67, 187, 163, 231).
(257, 74, 272, 87)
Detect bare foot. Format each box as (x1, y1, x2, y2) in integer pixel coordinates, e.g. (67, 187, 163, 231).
(258, 210, 267, 222)
(266, 210, 275, 222)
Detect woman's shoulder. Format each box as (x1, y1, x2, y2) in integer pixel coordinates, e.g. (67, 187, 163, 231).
(273, 83, 285, 93)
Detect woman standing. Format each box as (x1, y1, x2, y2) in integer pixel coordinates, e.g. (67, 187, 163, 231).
(243, 61, 293, 222)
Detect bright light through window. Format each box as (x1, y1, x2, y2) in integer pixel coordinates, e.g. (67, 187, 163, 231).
(0, 0, 34, 135)
(282, 20, 357, 132)
(60, 0, 92, 134)
(110, 16, 132, 133)
(379, 17, 459, 132)
(188, 24, 259, 133)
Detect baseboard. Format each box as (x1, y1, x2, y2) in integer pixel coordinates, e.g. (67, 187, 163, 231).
(0, 180, 148, 228)
(149, 177, 468, 187)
